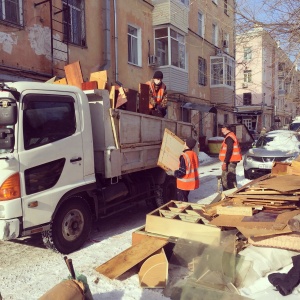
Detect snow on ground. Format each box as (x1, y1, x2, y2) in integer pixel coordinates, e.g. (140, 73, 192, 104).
(0, 153, 299, 300)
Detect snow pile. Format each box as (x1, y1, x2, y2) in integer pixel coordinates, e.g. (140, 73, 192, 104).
(198, 151, 214, 163)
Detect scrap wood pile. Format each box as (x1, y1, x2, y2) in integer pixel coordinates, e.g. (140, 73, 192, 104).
(203, 160, 300, 252)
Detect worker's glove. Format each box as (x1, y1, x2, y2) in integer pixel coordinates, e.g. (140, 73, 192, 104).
(166, 169, 174, 176)
(222, 163, 227, 171)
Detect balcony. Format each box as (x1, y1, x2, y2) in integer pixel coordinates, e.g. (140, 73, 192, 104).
(152, 0, 189, 33)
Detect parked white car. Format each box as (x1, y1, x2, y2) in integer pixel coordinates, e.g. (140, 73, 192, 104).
(243, 130, 300, 179)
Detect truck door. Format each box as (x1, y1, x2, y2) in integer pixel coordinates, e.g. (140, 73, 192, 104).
(18, 92, 85, 230)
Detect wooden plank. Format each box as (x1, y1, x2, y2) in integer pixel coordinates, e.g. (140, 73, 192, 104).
(125, 89, 138, 112)
(109, 109, 120, 149)
(228, 194, 300, 201)
(139, 248, 168, 288)
(64, 61, 83, 89)
(248, 233, 300, 251)
(157, 128, 184, 171)
(109, 85, 116, 108)
(216, 206, 253, 216)
(90, 70, 107, 89)
(54, 77, 67, 85)
(256, 175, 300, 192)
(81, 81, 98, 90)
(115, 86, 127, 108)
(139, 83, 150, 114)
(95, 236, 168, 279)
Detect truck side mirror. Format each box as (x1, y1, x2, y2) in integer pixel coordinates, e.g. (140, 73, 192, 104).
(0, 128, 14, 149)
(0, 99, 17, 125)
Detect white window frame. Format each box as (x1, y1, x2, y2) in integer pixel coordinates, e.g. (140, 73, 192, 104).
(154, 26, 186, 70)
(244, 70, 252, 83)
(198, 11, 204, 38)
(212, 23, 218, 46)
(198, 57, 207, 86)
(128, 24, 141, 66)
(244, 47, 252, 60)
(0, 0, 23, 26)
(223, 32, 229, 52)
(210, 55, 234, 88)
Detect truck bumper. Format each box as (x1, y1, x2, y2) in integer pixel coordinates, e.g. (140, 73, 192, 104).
(0, 219, 20, 240)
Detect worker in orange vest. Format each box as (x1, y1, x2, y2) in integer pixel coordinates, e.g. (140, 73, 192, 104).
(146, 71, 167, 117)
(167, 137, 199, 202)
(219, 124, 242, 190)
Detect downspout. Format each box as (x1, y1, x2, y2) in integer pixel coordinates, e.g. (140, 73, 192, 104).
(113, 0, 118, 81)
(100, 0, 111, 70)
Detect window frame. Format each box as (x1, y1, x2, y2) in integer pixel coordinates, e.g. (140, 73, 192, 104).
(198, 11, 204, 37)
(62, 0, 86, 46)
(244, 70, 252, 83)
(212, 23, 218, 46)
(244, 47, 252, 61)
(154, 26, 186, 70)
(0, 0, 23, 26)
(128, 24, 142, 66)
(198, 57, 207, 86)
(210, 55, 234, 88)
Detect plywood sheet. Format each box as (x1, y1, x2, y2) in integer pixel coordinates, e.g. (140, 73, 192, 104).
(90, 70, 107, 89)
(95, 236, 168, 279)
(139, 83, 150, 114)
(139, 248, 168, 288)
(256, 175, 300, 192)
(54, 77, 67, 85)
(157, 128, 184, 171)
(64, 61, 83, 89)
(248, 233, 300, 251)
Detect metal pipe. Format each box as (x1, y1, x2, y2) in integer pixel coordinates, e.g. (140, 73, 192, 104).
(113, 0, 118, 81)
(100, 0, 111, 70)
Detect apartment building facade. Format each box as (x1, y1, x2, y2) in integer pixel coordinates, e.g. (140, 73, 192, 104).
(0, 0, 236, 142)
(235, 27, 299, 133)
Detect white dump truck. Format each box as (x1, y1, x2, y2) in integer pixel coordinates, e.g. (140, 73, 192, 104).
(0, 82, 195, 254)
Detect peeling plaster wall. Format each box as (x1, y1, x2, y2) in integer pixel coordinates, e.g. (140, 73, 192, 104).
(0, 32, 18, 54)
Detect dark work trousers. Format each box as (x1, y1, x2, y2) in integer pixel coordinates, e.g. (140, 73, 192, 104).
(177, 189, 190, 202)
(221, 162, 238, 191)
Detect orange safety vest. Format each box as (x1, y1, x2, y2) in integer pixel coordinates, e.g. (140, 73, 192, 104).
(146, 81, 166, 109)
(219, 132, 242, 162)
(176, 151, 200, 191)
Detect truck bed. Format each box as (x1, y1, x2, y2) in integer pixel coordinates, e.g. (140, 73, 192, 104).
(85, 89, 194, 178)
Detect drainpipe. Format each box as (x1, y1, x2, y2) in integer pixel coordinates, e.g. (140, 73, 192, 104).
(113, 0, 118, 81)
(100, 0, 111, 70)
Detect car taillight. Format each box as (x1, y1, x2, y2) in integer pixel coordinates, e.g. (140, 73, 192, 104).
(0, 173, 21, 201)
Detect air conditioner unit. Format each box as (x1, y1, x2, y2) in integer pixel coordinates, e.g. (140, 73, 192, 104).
(215, 49, 223, 56)
(242, 82, 248, 88)
(148, 55, 157, 67)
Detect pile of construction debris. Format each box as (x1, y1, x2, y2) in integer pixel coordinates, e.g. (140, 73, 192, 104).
(95, 158, 300, 299)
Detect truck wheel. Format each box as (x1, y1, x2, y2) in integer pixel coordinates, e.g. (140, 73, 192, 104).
(42, 197, 92, 254)
(154, 176, 177, 207)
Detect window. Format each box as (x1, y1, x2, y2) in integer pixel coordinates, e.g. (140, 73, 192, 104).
(0, 0, 23, 25)
(223, 33, 229, 51)
(224, 113, 228, 124)
(23, 94, 76, 150)
(244, 70, 252, 83)
(198, 11, 204, 37)
(279, 78, 284, 90)
(243, 93, 252, 105)
(212, 23, 218, 46)
(155, 27, 186, 69)
(25, 158, 66, 195)
(128, 25, 141, 66)
(224, 0, 228, 14)
(180, 0, 189, 5)
(278, 62, 285, 71)
(63, 0, 86, 46)
(198, 57, 207, 86)
(210, 56, 234, 87)
(244, 47, 252, 60)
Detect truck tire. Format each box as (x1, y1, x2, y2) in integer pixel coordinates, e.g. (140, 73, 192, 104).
(42, 196, 92, 254)
(154, 175, 177, 207)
